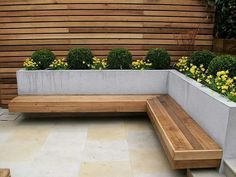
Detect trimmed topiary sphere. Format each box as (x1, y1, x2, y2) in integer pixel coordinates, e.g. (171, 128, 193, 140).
(190, 50, 215, 68)
(107, 48, 132, 69)
(208, 55, 236, 77)
(67, 48, 93, 69)
(145, 48, 170, 69)
(31, 49, 55, 69)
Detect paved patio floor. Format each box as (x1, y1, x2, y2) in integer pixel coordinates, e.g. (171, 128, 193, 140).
(0, 109, 186, 177)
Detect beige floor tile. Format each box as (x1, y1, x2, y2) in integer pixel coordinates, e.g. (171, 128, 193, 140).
(124, 117, 153, 132)
(129, 148, 170, 174)
(88, 121, 125, 141)
(30, 153, 80, 177)
(82, 140, 129, 162)
(0, 125, 50, 162)
(79, 161, 133, 177)
(127, 131, 160, 149)
(0, 114, 186, 177)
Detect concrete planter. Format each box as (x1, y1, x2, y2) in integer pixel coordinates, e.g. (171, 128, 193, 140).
(168, 70, 236, 170)
(17, 69, 169, 95)
(17, 69, 236, 169)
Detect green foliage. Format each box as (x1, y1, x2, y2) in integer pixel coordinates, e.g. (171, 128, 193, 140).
(228, 93, 236, 102)
(215, 0, 236, 39)
(176, 56, 236, 103)
(107, 48, 132, 69)
(205, 0, 236, 39)
(67, 48, 93, 69)
(31, 49, 55, 69)
(190, 50, 215, 68)
(145, 48, 170, 69)
(208, 55, 236, 77)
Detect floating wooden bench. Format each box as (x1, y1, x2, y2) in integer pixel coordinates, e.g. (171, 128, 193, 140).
(8, 94, 222, 169)
(147, 95, 222, 169)
(8, 95, 157, 113)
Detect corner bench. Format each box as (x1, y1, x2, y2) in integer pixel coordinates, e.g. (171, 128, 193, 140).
(8, 94, 222, 169)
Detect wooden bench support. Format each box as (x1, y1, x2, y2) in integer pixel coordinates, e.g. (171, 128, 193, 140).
(8, 94, 223, 169)
(147, 95, 222, 169)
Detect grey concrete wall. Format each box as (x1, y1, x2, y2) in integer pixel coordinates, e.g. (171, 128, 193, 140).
(17, 69, 169, 95)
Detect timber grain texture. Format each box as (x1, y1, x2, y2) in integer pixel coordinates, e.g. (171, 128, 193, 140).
(0, 0, 214, 107)
(8, 95, 158, 113)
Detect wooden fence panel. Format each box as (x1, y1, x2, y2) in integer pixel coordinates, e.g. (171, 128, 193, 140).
(0, 0, 214, 107)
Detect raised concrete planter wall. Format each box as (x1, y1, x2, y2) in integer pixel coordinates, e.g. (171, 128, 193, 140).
(17, 69, 169, 95)
(168, 70, 236, 170)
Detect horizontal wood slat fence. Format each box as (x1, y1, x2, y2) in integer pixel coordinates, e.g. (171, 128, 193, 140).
(0, 0, 214, 107)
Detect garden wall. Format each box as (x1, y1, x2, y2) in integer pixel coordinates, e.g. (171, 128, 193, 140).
(0, 0, 214, 107)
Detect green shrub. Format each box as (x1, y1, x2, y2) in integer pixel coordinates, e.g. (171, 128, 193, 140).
(190, 50, 215, 68)
(205, 0, 236, 39)
(208, 55, 236, 77)
(31, 49, 55, 69)
(107, 48, 132, 69)
(67, 48, 93, 69)
(145, 48, 170, 69)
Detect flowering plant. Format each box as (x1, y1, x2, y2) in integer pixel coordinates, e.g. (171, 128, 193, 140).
(91, 57, 107, 70)
(49, 58, 68, 70)
(132, 59, 152, 70)
(176, 56, 236, 102)
(23, 58, 40, 70)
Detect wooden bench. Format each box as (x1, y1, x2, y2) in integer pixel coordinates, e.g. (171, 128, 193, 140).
(8, 94, 223, 169)
(8, 95, 157, 113)
(0, 169, 10, 177)
(147, 95, 222, 169)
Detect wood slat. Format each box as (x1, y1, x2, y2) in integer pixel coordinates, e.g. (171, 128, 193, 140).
(0, 4, 213, 12)
(0, 0, 207, 6)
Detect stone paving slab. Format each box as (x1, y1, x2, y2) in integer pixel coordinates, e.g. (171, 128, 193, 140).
(0, 113, 186, 177)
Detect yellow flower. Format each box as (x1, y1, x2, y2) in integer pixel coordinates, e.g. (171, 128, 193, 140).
(221, 85, 229, 90)
(226, 79, 233, 85)
(222, 90, 226, 94)
(217, 71, 225, 77)
(190, 65, 196, 74)
(207, 75, 213, 79)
